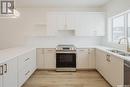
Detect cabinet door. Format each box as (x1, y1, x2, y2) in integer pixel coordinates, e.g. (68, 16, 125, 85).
(77, 49, 89, 69)
(0, 64, 3, 87)
(88, 49, 96, 69)
(47, 12, 66, 36)
(96, 49, 106, 75)
(76, 12, 105, 36)
(30, 49, 36, 71)
(36, 48, 44, 69)
(44, 49, 56, 69)
(0, 76, 2, 87)
(3, 58, 17, 87)
(96, 50, 124, 86)
(93, 13, 105, 36)
(66, 12, 78, 30)
(105, 55, 124, 86)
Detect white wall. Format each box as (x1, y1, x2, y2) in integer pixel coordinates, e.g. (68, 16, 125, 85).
(102, 0, 130, 50)
(0, 8, 104, 49)
(106, 0, 130, 17)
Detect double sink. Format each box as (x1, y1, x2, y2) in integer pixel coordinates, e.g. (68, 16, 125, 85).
(107, 49, 130, 57)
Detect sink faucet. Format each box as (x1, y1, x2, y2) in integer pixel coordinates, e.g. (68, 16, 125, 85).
(118, 37, 130, 52)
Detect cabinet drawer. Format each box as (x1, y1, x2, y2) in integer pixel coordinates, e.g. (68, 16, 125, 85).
(18, 54, 31, 69)
(44, 49, 56, 54)
(24, 67, 31, 81)
(37, 48, 44, 54)
(77, 49, 89, 53)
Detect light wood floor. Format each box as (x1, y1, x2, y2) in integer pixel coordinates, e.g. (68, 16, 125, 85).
(22, 70, 111, 87)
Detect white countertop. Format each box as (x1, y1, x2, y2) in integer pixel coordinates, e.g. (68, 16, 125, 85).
(96, 46, 130, 61)
(0, 46, 130, 64)
(0, 47, 35, 64)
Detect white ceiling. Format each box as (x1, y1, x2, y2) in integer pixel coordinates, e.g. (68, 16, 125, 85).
(16, 0, 111, 8)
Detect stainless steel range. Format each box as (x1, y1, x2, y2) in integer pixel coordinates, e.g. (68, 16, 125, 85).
(56, 45, 76, 71)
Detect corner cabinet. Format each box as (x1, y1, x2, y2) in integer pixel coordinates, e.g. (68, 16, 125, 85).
(0, 58, 17, 87)
(96, 49, 124, 86)
(47, 12, 105, 36)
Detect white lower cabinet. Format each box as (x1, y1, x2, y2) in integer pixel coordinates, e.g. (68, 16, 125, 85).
(0, 63, 3, 87)
(77, 49, 89, 69)
(0, 49, 36, 87)
(0, 58, 17, 87)
(36, 48, 56, 69)
(88, 49, 96, 69)
(77, 48, 95, 69)
(47, 12, 105, 36)
(105, 54, 124, 86)
(96, 49, 124, 86)
(18, 49, 36, 87)
(37, 48, 95, 70)
(0, 75, 2, 87)
(36, 48, 44, 69)
(96, 49, 107, 76)
(44, 49, 56, 69)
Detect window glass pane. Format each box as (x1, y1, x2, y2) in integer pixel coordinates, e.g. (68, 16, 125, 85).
(112, 16, 125, 43)
(128, 13, 130, 43)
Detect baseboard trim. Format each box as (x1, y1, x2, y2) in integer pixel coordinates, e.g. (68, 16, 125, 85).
(37, 69, 56, 71)
(37, 68, 96, 71)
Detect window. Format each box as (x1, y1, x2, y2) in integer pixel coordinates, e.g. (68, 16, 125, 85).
(108, 11, 130, 44)
(112, 15, 125, 43)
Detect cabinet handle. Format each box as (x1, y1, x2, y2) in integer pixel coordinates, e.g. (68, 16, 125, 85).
(25, 70, 30, 76)
(106, 54, 111, 62)
(47, 50, 53, 51)
(0, 65, 3, 75)
(24, 58, 30, 62)
(4, 64, 7, 73)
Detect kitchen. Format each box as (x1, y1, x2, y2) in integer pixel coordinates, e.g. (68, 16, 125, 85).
(0, 0, 130, 87)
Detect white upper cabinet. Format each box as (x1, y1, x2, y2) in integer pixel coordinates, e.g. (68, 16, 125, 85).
(47, 12, 58, 36)
(47, 12, 77, 36)
(76, 12, 105, 36)
(47, 12, 105, 36)
(66, 12, 78, 30)
(47, 12, 66, 36)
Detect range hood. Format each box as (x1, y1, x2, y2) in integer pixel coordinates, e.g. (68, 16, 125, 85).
(57, 30, 75, 36)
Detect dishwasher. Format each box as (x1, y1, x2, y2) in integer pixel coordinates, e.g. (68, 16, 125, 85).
(124, 60, 130, 86)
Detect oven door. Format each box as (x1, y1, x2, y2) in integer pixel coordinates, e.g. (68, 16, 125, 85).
(56, 53, 76, 68)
